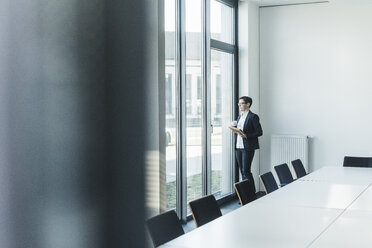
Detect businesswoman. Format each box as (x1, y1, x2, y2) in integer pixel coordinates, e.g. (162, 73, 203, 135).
(235, 96, 263, 192)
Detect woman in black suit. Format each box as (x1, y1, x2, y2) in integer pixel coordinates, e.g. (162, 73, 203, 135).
(235, 96, 263, 192)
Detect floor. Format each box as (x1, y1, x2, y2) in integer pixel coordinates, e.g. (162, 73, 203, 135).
(183, 191, 266, 233)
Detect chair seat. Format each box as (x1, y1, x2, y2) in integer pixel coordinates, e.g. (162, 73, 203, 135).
(259, 171, 279, 194)
(146, 210, 184, 247)
(188, 194, 222, 227)
(291, 159, 307, 178)
(234, 179, 257, 206)
(274, 163, 294, 186)
(343, 156, 372, 168)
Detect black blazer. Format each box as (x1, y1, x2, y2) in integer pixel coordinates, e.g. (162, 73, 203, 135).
(235, 111, 263, 151)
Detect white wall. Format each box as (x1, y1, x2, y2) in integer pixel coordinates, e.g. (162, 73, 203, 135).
(239, 1, 261, 189)
(260, 3, 372, 173)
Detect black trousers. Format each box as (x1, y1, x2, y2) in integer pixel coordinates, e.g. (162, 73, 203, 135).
(235, 149, 256, 192)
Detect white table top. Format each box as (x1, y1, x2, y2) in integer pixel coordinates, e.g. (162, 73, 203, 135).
(300, 166, 372, 186)
(162, 203, 342, 248)
(159, 166, 372, 248)
(310, 209, 372, 248)
(257, 180, 366, 209)
(347, 184, 372, 211)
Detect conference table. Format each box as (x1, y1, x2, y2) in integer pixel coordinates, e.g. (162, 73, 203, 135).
(159, 166, 372, 248)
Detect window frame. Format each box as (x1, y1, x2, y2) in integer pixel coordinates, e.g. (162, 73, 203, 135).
(167, 0, 238, 221)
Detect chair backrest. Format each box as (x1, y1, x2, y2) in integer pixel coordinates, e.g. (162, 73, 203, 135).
(274, 163, 294, 186)
(234, 179, 257, 206)
(146, 210, 184, 247)
(188, 194, 222, 227)
(291, 159, 307, 178)
(259, 172, 279, 194)
(343, 156, 372, 168)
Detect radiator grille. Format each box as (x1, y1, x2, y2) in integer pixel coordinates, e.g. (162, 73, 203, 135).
(271, 135, 309, 178)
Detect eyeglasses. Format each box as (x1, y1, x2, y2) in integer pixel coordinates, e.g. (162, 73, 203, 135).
(237, 103, 247, 106)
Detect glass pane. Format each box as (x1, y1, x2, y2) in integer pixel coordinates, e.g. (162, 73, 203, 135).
(211, 49, 233, 198)
(210, 0, 234, 44)
(186, 0, 203, 207)
(165, 0, 177, 210)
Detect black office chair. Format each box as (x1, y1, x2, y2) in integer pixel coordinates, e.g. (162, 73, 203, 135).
(274, 163, 294, 187)
(188, 194, 222, 227)
(146, 210, 185, 247)
(259, 171, 279, 194)
(343, 156, 372, 168)
(234, 179, 257, 206)
(291, 159, 307, 178)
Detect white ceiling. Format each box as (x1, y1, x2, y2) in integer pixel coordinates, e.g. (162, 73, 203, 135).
(244, 0, 372, 7)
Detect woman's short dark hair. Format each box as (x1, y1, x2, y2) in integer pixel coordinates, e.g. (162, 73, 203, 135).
(239, 96, 252, 107)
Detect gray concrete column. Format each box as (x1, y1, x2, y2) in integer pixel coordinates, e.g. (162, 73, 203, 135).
(0, 0, 154, 247)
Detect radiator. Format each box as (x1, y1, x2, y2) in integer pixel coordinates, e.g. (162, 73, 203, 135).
(271, 134, 309, 179)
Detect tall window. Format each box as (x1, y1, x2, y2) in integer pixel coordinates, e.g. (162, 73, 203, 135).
(166, 74, 173, 115)
(197, 76, 202, 100)
(165, 0, 237, 219)
(165, 0, 177, 210)
(186, 74, 192, 115)
(215, 74, 221, 115)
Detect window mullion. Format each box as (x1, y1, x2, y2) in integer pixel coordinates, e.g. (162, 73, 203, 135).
(203, 0, 212, 196)
(176, 0, 188, 221)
